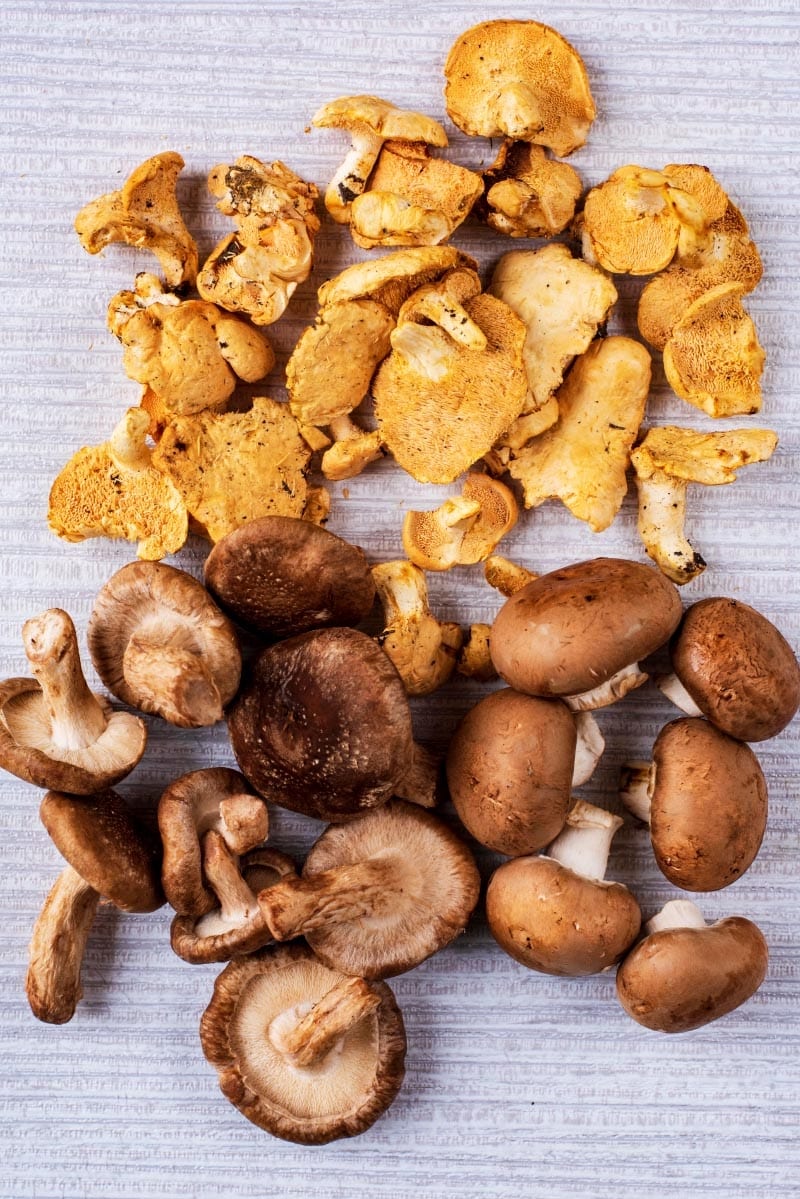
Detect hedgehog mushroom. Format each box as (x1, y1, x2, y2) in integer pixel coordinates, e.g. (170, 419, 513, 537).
(482, 141, 582, 237)
(372, 561, 463, 696)
(402, 473, 518, 572)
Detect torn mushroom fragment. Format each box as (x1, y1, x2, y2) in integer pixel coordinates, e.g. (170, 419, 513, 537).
(259, 801, 480, 979)
(444, 20, 596, 156)
(74, 151, 198, 287)
(486, 800, 641, 976)
(88, 561, 241, 728)
(616, 900, 768, 1033)
(456, 625, 496, 682)
(26, 867, 100, 1025)
(0, 609, 146, 794)
(372, 561, 463, 696)
(484, 555, 537, 597)
(200, 943, 406, 1143)
(620, 718, 767, 892)
(320, 415, 384, 481)
(402, 474, 518, 572)
(631, 426, 778, 584)
(481, 141, 582, 237)
(48, 407, 188, 560)
(660, 598, 800, 742)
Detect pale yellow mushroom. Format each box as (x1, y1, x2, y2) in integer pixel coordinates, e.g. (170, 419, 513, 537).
(402, 473, 518, 571)
(483, 555, 537, 597)
(372, 561, 463, 696)
(482, 141, 582, 237)
(456, 625, 497, 682)
(320, 416, 385, 481)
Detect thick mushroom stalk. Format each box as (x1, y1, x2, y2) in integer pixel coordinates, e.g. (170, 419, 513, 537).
(320, 414, 384, 481)
(635, 471, 705, 585)
(324, 128, 385, 222)
(122, 635, 223, 727)
(646, 898, 708, 935)
(269, 977, 382, 1069)
(564, 662, 649, 712)
(197, 831, 261, 936)
(656, 672, 704, 717)
(25, 866, 100, 1025)
(372, 560, 463, 696)
(23, 610, 108, 752)
(619, 760, 655, 824)
(259, 858, 396, 941)
(488, 82, 543, 142)
(546, 800, 624, 881)
(572, 712, 605, 787)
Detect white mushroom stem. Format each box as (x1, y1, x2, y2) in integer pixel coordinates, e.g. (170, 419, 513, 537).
(259, 857, 398, 941)
(656, 672, 704, 717)
(122, 637, 223, 727)
(107, 407, 152, 471)
(389, 322, 458, 382)
(619, 761, 655, 824)
(22, 609, 109, 751)
(201, 831, 259, 925)
(218, 794, 269, 856)
(268, 977, 381, 1069)
(325, 129, 385, 223)
(572, 712, 605, 787)
(565, 662, 649, 712)
(635, 472, 706, 585)
(547, 800, 624, 882)
(409, 294, 487, 350)
(26, 866, 100, 1025)
(645, 898, 708, 935)
(394, 741, 440, 808)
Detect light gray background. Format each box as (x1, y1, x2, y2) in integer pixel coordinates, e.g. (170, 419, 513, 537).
(0, 2, 798, 1196)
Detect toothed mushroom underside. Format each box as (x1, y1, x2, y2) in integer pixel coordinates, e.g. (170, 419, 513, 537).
(482, 141, 583, 238)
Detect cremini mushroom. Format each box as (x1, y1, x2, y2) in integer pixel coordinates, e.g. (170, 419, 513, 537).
(372, 561, 463, 696)
(74, 151, 198, 287)
(486, 800, 641, 975)
(402, 474, 518, 572)
(88, 561, 240, 729)
(481, 141, 582, 237)
(204, 515, 376, 638)
(620, 718, 768, 891)
(616, 899, 768, 1033)
(0, 609, 146, 794)
(444, 20, 596, 157)
(631, 425, 778, 584)
(659, 597, 800, 741)
(200, 943, 406, 1143)
(258, 801, 480, 979)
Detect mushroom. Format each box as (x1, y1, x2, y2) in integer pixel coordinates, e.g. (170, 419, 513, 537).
(0, 609, 146, 794)
(200, 943, 406, 1143)
(486, 800, 641, 975)
(658, 597, 800, 741)
(312, 95, 448, 223)
(620, 717, 768, 891)
(258, 801, 480, 979)
(204, 515, 376, 638)
(490, 558, 682, 710)
(320, 415, 385, 481)
(227, 627, 438, 821)
(483, 554, 537, 597)
(630, 425, 778, 584)
(444, 20, 596, 157)
(481, 141, 582, 237)
(74, 151, 198, 288)
(402, 473, 518, 571)
(456, 625, 496, 682)
(25, 867, 100, 1024)
(371, 561, 463, 696)
(317, 245, 477, 312)
(616, 900, 768, 1033)
(88, 561, 241, 729)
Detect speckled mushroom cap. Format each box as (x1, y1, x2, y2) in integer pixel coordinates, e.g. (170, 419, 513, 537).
(227, 627, 417, 822)
(490, 558, 683, 698)
(204, 516, 376, 638)
(669, 597, 800, 741)
(40, 789, 164, 913)
(649, 718, 768, 891)
(200, 943, 406, 1144)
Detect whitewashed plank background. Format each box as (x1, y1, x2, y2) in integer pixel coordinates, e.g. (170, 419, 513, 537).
(0, 1, 798, 1195)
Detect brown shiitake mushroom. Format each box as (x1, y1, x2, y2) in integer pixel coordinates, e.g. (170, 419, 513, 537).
(25, 867, 100, 1025)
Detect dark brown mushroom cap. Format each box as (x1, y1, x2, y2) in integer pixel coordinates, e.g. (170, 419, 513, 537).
(486, 855, 641, 976)
(39, 789, 164, 913)
(199, 943, 406, 1144)
(670, 597, 800, 741)
(227, 627, 415, 822)
(490, 558, 683, 698)
(616, 916, 768, 1032)
(650, 718, 767, 891)
(204, 516, 376, 638)
(445, 688, 576, 855)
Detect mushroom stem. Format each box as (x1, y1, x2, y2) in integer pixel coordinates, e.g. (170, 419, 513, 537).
(564, 662, 649, 712)
(572, 712, 605, 787)
(325, 130, 385, 223)
(547, 800, 624, 882)
(394, 741, 439, 808)
(269, 977, 381, 1068)
(22, 610, 109, 752)
(619, 761, 655, 823)
(645, 898, 708, 935)
(656, 672, 704, 717)
(636, 473, 706, 585)
(483, 555, 537, 597)
(411, 295, 487, 350)
(259, 857, 397, 940)
(202, 831, 259, 925)
(122, 637, 223, 727)
(108, 407, 153, 471)
(218, 793, 269, 856)
(25, 866, 100, 1024)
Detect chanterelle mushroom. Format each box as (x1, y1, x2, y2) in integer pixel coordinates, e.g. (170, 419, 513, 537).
(402, 473, 518, 572)
(0, 609, 146, 794)
(74, 151, 198, 288)
(372, 561, 463, 696)
(481, 141, 582, 237)
(200, 944, 406, 1143)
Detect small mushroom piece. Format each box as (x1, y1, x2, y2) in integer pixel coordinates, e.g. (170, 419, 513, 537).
(74, 151, 198, 287)
(88, 562, 241, 729)
(631, 426, 778, 584)
(660, 598, 800, 742)
(481, 141, 582, 237)
(486, 800, 641, 975)
(204, 516, 376, 638)
(620, 717, 768, 892)
(483, 555, 537, 597)
(402, 473, 518, 572)
(444, 20, 596, 157)
(259, 801, 480, 979)
(456, 625, 497, 682)
(320, 415, 385, 481)
(25, 866, 100, 1024)
(0, 609, 146, 794)
(616, 900, 769, 1033)
(372, 561, 463, 696)
(317, 246, 478, 314)
(200, 943, 406, 1143)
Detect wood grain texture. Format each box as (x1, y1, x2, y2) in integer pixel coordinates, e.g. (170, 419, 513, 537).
(0, 1, 798, 1195)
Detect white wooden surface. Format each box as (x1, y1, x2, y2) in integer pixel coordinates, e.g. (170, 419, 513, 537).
(1, 1, 798, 1195)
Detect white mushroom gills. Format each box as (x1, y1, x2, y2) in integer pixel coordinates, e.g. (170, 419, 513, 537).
(259, 855, 400, 941)
(268, 977, 381, 1069)
(22, 610, 109, 752)
(196, 831, 260, 937)
(546, 799, 624, 882)
(571, 712, 605, 787)
(656, 672, 704, 717)
(619, 761, 656, 824)
(645, 898, 708, 935)
(565, 662, 649, 711)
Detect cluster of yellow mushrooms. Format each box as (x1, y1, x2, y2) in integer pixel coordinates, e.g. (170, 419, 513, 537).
(6, 19, 799, 1145)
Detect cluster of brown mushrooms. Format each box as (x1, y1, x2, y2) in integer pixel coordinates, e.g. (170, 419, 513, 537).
(10, 16, 800, 1145)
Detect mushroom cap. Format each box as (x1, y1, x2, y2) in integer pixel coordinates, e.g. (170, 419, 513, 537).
(317, 246, 478, 313)
(227, 628, 415, 822)
(313, 95, 447, 146)
(481, 141, 582, 238)
(444, 20, 595, 157)
(200, 943, 406, 1144)
(88, 560, 241, 727)
(486, 854, 641, 976)
(39, 789, 164, 913)
(649, 718, 768, 891)
(446, 689, 576, 855)
(670, 598, 800, 741)
(616, 916, 768, 1033)
(301, 801, 481, 978)
(490, 558, 683, 698)
(204, 516, 376, 638)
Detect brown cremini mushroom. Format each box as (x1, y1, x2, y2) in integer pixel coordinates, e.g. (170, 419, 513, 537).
(402, 473, 518, 572)
(372, 561, 463, 696)
(481, 141, 582, 238)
